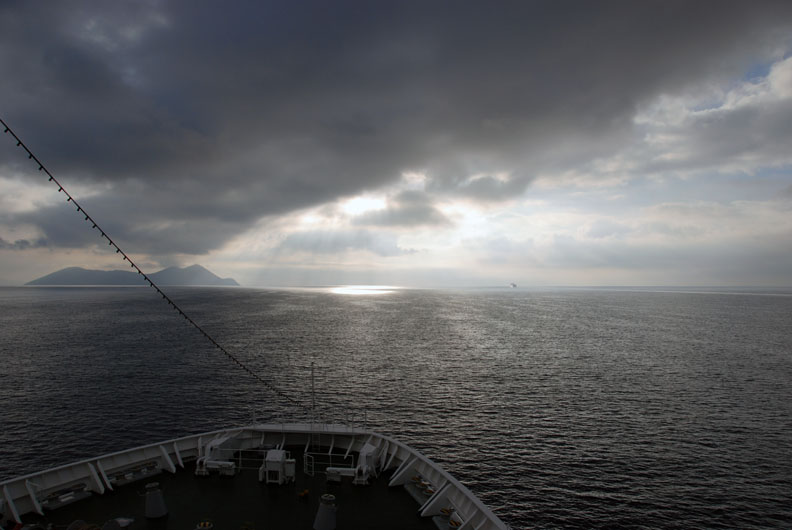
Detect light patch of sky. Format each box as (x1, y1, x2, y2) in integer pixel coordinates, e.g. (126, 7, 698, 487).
(298, 213, 324, 226)
(401, 171, 427, 190)
(0, 223, 42, 245)
(467, 171, 511, 184)
(0, 175, 113, 214)
(0, 177, 59, 214)
(340, 196, 387, 215)
(643, 199, 792, 240)
(742, 57, 779, 81)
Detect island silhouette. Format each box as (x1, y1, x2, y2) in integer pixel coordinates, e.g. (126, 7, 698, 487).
(27, 264, 239, 286)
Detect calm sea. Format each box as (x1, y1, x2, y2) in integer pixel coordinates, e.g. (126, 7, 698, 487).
(1, 286, 791, 528)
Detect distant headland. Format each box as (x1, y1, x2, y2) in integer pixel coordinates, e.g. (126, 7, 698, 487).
(26, 264, 239, 287)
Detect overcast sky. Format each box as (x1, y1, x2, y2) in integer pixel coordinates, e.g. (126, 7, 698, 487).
(2, 1, 792, 287)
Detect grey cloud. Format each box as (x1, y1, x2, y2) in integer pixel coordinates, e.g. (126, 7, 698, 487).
(353, 190, 449, 227)
(0, 237, 48, 250)
(278, 230, 415, 257)
(468, 236, 538, 266)
(637, 222, 705, 239)
(545, 234, 703, 270)
(243, 266, 472, 288)
(440, 174, 530, 202)
(587, 220, 632, 239)
(13, 204, 99, 250)
(2, 1, 792, 257)
(643, 99, 792, 175)
(545, 234, 792, 284)
(14, 192, 238, 256)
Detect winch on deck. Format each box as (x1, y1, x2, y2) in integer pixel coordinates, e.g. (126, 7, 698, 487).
(259, 449, 296, 485)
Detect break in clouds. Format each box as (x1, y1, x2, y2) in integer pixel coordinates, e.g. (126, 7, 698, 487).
(1, 1, 792, 285)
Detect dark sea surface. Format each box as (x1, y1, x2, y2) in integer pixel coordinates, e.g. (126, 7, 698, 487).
(1, 286, 791, 529)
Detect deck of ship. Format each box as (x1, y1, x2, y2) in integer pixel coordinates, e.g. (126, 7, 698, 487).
(22, 446, 439, 530)
(1, 424, 507, 530)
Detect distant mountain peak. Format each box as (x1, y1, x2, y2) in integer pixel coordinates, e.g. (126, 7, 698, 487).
(26, 264, 239, 287)
(161, 264, 206, 271)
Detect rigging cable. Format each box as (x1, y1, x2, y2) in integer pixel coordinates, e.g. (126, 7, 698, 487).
(1, 117, 305, 410)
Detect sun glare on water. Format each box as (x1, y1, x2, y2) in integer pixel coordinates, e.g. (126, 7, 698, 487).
(330, 285, 397, 295)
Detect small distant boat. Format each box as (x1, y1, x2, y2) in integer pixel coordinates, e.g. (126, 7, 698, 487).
(509, 283, 517, 288)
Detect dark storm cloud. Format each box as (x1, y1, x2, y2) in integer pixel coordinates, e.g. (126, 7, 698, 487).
(15, 195, 240, 255)
(353, 190, 449, 227)
(2, 0, 792, 255)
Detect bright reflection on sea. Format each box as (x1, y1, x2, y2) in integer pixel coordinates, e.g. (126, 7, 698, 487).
(329, 285, 398, 295)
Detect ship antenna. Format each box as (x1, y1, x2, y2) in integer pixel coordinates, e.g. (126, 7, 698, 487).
(311, 361, 316, 427)
(311, 362, 316, 420)
(1, 117, 306, 411)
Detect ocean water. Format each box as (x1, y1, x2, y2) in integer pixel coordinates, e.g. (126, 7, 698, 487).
(1, 286, 791, 528)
